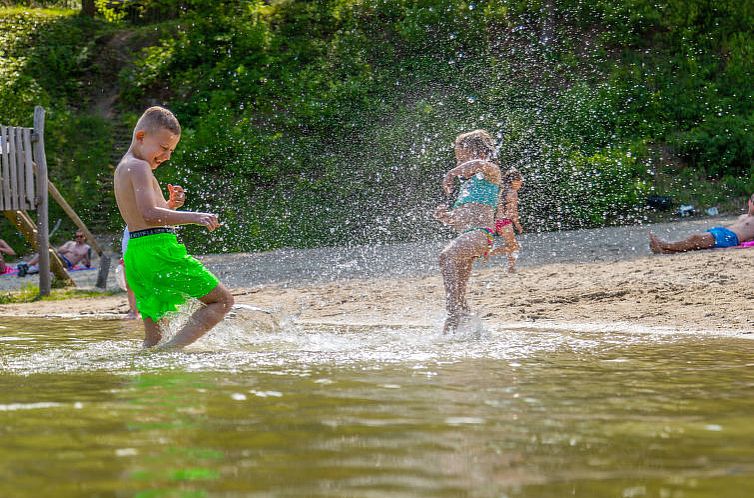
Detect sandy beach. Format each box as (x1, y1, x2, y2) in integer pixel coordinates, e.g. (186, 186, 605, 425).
(2, 216, 753, 335)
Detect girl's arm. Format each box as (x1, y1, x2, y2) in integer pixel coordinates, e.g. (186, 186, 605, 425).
(494, 191, 507, 220)
(507, 191, 523, 233)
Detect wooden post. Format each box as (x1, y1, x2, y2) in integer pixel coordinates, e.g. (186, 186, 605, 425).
(33, 106, 51, 297)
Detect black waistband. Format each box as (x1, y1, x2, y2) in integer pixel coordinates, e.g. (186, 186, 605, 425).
(128, 227, 175, 239)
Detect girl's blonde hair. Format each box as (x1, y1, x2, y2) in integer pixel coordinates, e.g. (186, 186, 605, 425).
(454, 129, 497, 160)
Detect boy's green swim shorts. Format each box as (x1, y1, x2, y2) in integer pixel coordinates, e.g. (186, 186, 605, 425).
(124, 231, 219, 322)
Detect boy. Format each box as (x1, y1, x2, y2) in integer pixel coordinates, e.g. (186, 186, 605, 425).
(649, 194, 754, 253)
(114, 106, 234, 349)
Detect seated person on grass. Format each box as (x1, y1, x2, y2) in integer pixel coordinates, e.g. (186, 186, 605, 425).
(0, 239, 16, 274)
(649, 194, 754, 254)
(18, 230, 91, 276)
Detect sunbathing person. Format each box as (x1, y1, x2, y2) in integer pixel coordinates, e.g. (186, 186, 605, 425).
(649, 194, 754, 253)
(18, 230, 91, 276)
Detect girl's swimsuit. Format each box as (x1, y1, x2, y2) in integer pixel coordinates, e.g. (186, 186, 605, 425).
(463, 227, 495, 257)
(452, 172, 501, 257)
(453, 172, 500, 210)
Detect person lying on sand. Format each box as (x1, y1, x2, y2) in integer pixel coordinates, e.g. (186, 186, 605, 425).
(649, 194, 754, 253)
(17, 230, 91, 276)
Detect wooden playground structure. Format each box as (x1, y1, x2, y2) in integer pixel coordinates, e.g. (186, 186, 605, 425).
(0, 106, 110, 296)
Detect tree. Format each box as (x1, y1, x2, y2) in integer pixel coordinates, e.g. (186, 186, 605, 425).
(82, 0, 96, 17)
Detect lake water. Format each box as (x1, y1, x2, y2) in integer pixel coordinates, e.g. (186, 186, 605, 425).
(1, 317, 753, 497)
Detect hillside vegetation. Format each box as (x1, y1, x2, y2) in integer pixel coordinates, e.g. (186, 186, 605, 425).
(1, 0, 752, 253)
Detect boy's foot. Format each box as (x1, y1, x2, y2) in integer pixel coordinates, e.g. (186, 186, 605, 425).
(16, 262, 28, 277)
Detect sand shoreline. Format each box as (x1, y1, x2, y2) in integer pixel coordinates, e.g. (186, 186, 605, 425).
(2, 217, 753, 335)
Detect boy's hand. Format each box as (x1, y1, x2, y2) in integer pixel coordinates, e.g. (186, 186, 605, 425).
(194, 212, 220, 231)
(167, 184, 186, 209)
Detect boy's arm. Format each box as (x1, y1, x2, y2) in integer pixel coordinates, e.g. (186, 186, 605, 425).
(130, 161, 220, 230)
(152, 181, 185, 210)
(167, 184, 185, 210)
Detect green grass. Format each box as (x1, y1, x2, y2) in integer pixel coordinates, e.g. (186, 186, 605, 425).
(0, 1, 752, 251)
(0, 6, 76, 16)
(0, 283, 121, 304)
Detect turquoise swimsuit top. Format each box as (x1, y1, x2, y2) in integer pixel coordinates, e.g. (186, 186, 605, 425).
(453, 172, 500, 209)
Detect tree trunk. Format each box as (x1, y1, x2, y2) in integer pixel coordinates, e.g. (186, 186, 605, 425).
(82, 0, 96, 17)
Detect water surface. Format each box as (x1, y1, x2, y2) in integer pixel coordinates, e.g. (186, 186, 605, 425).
(1, 317, 753, 497)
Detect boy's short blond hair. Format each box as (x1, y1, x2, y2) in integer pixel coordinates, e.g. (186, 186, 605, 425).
(134, 106, 181, 136)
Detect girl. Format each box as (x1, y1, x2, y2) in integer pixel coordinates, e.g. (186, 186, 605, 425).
(434, 129, 502, 333)
(488, 167, 524, 272)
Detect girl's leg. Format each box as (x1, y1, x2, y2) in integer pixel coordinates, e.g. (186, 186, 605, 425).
(500, 227, 519, 272)
(439, 231, 489, 332)
(488, 227, 520, 271)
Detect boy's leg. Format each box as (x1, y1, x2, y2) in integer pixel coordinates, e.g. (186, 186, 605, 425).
(143, 318, 162, 347)
(649, 232, 714, 254)
(158, 283, 235, 350)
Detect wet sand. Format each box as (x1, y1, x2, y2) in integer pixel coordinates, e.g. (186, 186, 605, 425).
(2, 216, 753, 334)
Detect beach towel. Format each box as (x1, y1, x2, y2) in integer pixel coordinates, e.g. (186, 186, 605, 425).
(0, 265, 97, 277)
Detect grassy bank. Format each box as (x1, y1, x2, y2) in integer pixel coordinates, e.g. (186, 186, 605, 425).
(1, 1, 752, 253)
